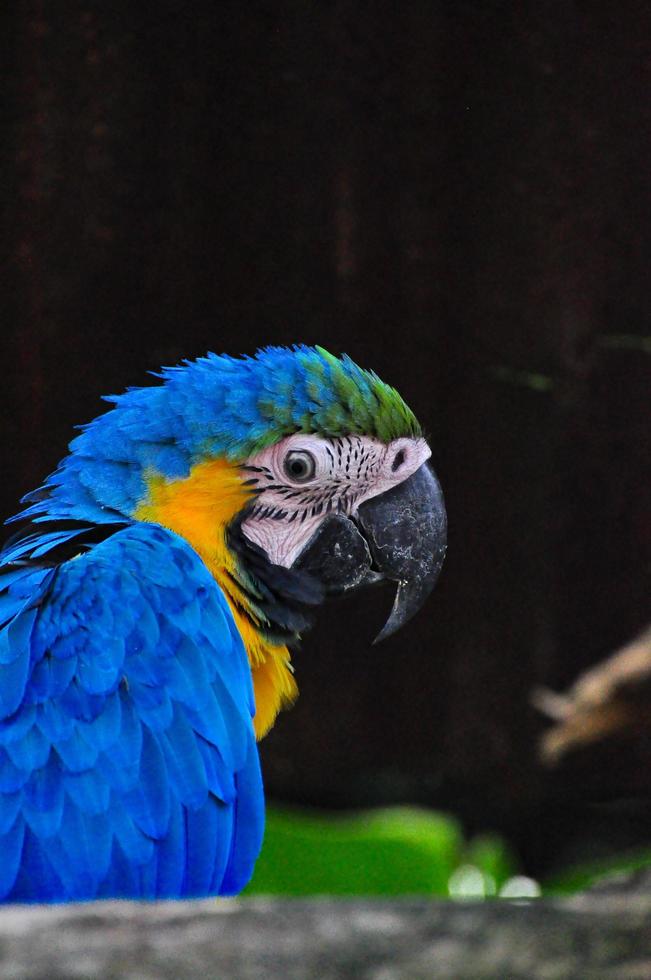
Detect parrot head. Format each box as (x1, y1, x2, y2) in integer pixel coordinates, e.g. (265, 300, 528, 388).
(20, 346, 447, 736)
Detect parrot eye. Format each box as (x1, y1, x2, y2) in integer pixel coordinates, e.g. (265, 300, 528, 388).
(283, 450, 316, 483)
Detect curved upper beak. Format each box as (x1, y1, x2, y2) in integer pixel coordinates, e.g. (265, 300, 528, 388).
(356, 462, 447, 641)
(294, 463, 447, 642)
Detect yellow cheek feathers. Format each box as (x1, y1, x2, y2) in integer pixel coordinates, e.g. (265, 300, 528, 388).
(133, 458, 298, 740)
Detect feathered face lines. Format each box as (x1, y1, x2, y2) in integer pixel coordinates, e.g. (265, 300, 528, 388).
(242, 436, 383, 519)
(240, 433, 432, 567)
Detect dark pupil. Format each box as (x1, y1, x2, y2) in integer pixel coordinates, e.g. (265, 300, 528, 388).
(392, 449, 406, 472)
(289, 458, 306, 476)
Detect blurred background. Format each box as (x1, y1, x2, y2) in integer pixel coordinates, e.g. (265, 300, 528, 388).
(2, 2, 650, 888)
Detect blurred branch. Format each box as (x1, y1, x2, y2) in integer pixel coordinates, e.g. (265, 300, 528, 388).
(535, 626, 651, 766)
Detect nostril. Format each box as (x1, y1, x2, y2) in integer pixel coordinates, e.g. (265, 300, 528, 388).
(391, 449, 406, 472)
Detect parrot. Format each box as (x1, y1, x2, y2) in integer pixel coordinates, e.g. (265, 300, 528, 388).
(0, 345, 446, 902)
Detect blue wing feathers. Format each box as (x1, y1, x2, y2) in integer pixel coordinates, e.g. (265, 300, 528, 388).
(159, 705, 209, 810)
(0, 791, 22, 835)
(54, 728, 99, 772)
(0, 639, 31, 718)
(209, 802, 236, 894)
(129, 684, 174, 731)
(0, 530, 84, 566)
(196, 734, 237, 802)
(77, 689, 122, 751)
(97, 840, 147, 898)
(184, 796, 217, 895)
(0, 592, 30, 627)
(23, 757, 62, 815)
(0, 749, 31, 792)
(0, 705, 36, 746)
(12, 828, 63, 901)
(0, 523, 264, 901)
(23, 767, 64, 838)
(5, 725, 50, 770)
(123, 724, 171, 839)
(0, 818, 25, 898)
(28, 654, 78, 703)
(0, 567, 53, 598)
(37, 700, 75, 743)
(64, 768, 111, 815)
(109, 797, 155, 865)
(155, 795, 186, 897)
(220, 737, 265, 895)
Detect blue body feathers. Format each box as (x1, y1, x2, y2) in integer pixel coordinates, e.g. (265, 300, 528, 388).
(0, 524, 263, 901)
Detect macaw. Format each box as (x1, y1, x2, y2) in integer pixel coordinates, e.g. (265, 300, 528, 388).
(0, 346, 446, 902)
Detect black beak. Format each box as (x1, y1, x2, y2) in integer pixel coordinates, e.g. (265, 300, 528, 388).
(294, 463, 447, 642)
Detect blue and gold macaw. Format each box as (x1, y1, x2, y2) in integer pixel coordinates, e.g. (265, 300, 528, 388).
(0, 346, 446, 901)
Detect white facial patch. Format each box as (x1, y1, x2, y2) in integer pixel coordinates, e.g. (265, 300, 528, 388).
(240, 433, 431, 567)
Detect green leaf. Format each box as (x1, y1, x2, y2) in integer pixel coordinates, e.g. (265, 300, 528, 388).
(243, 805, 464, 896)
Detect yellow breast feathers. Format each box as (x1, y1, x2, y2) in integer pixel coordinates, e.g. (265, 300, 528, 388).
(134, 458, 297, 739)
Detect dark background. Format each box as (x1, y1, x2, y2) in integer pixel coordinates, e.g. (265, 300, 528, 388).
(2, 2, 650, 875)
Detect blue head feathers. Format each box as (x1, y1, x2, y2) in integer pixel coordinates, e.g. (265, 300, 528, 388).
(17, 346, 421, 525)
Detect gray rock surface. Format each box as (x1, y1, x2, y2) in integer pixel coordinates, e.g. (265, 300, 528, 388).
(0, 893, 649, 980)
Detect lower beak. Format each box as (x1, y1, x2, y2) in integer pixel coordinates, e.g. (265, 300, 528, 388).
(294, 463, 447, 642)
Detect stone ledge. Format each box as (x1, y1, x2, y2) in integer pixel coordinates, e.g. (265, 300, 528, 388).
(0, 893, 649, 980)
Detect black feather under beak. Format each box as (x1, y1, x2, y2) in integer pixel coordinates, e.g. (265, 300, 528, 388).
(294, 463, 447, 642)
